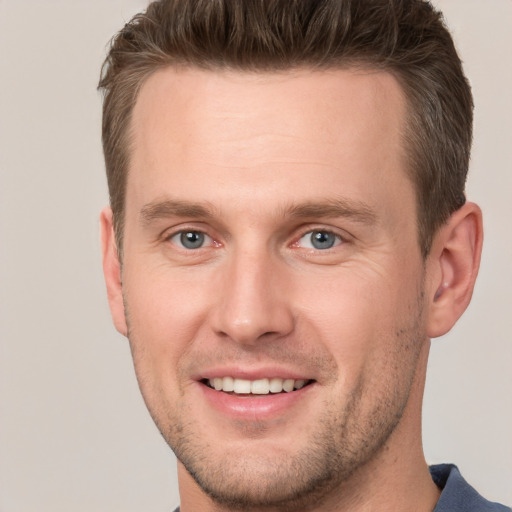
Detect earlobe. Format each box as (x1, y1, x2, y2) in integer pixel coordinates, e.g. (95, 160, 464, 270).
(426, 202, 483, 338)
(100, 206, 128, 337)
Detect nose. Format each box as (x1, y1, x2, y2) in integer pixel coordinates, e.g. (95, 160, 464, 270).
(211, 248, 295, 345)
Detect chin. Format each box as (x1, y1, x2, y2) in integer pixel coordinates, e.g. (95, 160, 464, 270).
(160, 389, 405, 512)
(178, 446, 343, 512)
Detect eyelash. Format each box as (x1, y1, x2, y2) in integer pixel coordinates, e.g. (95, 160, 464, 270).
(163, 225, 346, 253)
(294, 228, 344, 251)
(164, 228, 217, 250)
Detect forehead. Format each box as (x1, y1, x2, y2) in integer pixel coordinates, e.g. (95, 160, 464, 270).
(131, 66, 407, 151)
(127, 66, 410, 219)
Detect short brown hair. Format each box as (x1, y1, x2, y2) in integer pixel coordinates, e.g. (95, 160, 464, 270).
(99, 0, 473, 258)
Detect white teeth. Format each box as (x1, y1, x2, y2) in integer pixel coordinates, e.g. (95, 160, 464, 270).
(222, 376, 234, 392)
(233, 378, 251, 394)
(269, 377, 284, 393)
(294, 379, 306, 390)
(282, 379, 294, 392)
(251, 378, 270, 394)
(207, 377, 309, 394)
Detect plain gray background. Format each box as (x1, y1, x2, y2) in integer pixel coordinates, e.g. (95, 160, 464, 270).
(0, 1, 511, 510)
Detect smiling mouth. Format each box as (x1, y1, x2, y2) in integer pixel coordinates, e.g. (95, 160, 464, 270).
(203, 377, 313, 395)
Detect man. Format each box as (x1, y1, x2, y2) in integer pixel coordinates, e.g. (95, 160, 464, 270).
(98, 1, 510, 511)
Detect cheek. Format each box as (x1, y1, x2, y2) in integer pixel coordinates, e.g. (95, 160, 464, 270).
(295, 263, 422, 371)
(122, 262, 215, 390)
(125, 261, 210, 331)
(122, 271, 208, 422)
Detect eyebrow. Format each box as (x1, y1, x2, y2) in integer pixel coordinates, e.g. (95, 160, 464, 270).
(285, 198, 377, 224)
(140, 199, 216, 226)
(139, 197, 377, 226)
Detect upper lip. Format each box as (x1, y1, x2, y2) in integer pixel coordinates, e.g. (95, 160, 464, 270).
(192, 366, 313, 382)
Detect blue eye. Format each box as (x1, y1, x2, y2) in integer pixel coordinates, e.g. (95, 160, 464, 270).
(298, 230, 341, 250)
(171, 231, 211, 249)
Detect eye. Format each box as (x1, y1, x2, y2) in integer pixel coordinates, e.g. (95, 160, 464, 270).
(170, 230, 212, 250)
(297, 230, 342, 250)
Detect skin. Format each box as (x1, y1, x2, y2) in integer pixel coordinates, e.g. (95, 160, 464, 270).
(101, 67, 482, 512)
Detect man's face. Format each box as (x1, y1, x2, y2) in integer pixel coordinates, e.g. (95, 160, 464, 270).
(112, 68, 431, 508)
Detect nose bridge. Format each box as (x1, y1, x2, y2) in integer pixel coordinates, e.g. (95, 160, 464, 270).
(213, 244, 293, 344)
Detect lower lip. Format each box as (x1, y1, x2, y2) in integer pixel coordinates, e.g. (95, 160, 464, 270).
(198, 382, 314, 420)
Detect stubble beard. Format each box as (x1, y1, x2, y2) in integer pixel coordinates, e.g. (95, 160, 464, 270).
(126, 293, 426, 511)
(167, 386, 404, 512)
(141, 345, 423, 509)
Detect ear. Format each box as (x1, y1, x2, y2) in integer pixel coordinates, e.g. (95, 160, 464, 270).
(426, 202, 483, 338)
(100, 206, 128, 337)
